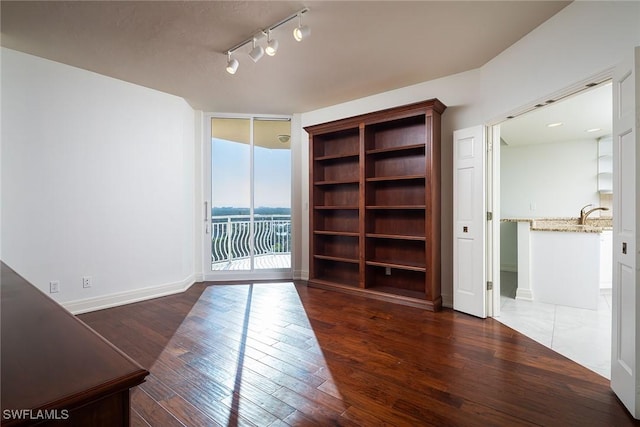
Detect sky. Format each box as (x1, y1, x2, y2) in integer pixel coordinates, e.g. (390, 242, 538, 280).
(211, 138, 291, 209)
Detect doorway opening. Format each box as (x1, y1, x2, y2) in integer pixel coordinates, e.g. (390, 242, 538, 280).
(494, 81, 613, 378)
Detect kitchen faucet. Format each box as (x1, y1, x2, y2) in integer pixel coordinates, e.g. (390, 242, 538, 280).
(579, 204, 610, 225)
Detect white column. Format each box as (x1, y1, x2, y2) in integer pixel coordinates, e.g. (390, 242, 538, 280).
(515, 221, 534, 300)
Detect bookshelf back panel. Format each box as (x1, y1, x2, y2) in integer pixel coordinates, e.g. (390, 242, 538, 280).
(367, 116, 425, 150)
(314, 186, 358, 207)
(368, 154, 425, 178)
(315, 235, 359, 259)
(367, 210, 425, 236)
(366, 266, 425, 293)
(315, 210, 359, 233)
(367, 181, 425, 206)
(313, 260, 359, 287)
(366, 239, 425, 267)
(314, 129, 360, 157)
(314, 159, 359, 182)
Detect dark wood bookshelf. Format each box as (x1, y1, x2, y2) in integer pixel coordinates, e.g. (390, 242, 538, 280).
(314, 179, 360, 186)
(366, 143, 425, 155)
(314, 254, 359, 264)
(365, 175, 425, 182)
(365, 233, 426, 241)
(316, 230, 360, 237)
(314, 205, 359, 210)
(316, 152, 360, 161)
(306, 99, 446, 311)
(365, 205, 426, 210)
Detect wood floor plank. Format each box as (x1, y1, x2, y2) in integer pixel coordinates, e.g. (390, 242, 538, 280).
(78, 282, 637, 426)
(219, 382, 297, 421)
(130, 408, 152, 427)
(159, 395, 222, 427)
(130, 388, 185, 427)
(270, 386, 344, 424)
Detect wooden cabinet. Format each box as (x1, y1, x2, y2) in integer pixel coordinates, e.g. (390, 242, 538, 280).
(306, 99, 446, 311)
(1, 262, 148, 426)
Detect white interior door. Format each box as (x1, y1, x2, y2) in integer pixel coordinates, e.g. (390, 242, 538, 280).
(610, 47, 639, 419)
(453, 125, 487, 318)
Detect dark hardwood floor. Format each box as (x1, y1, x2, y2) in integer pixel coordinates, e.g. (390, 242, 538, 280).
(78, 282, 637, 426)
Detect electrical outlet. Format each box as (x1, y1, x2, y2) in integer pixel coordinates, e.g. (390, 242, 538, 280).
(385, 267, 391, 276)
(82, 276, 92, 288)
(50, 281, 60, 293)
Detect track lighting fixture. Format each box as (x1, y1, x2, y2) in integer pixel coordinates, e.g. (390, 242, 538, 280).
(248, 38, 264, 63)
(265, 31, 279, 56)
(223, 7, 309, 75)
(293, 13, 310, 42)
(226, 52, 239, 75)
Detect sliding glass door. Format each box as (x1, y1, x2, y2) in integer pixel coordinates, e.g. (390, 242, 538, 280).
(206, 116, 292, 280)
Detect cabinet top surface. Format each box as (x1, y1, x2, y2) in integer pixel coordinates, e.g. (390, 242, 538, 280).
(0, 262, 149, 412)
(304, 98, 446, 134)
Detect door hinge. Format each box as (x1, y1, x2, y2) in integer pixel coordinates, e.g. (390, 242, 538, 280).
(487, 140, 493, 152)
(487, 281, 493, 291)
(487, 211, 493, 221)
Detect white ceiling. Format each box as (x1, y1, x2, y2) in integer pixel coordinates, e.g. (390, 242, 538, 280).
(500, 82, 612, 146)
(0, 1, 571, 114)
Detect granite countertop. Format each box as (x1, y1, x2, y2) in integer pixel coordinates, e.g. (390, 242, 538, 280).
(501, 217, 613, 233)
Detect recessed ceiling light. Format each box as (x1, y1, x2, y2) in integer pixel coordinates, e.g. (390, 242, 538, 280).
(586, 128, 602, 133)
(547, 122, 563, 128)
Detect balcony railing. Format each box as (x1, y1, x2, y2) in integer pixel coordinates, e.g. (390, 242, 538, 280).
(211, 215, 291, 269)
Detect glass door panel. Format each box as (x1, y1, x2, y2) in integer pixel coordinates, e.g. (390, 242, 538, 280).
(253, 119, 291, 270)
(211, 118, 251, 271)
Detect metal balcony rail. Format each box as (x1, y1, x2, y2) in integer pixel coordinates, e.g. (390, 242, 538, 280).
(211, 215, 291, 267)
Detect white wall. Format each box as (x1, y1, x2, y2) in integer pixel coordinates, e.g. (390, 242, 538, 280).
(481, 1, 640, 122)
(1, 48, 196, 312)
(500, 139, 600, 218)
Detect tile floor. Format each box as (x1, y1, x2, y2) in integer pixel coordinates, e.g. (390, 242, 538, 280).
(496, 271, 612, 379)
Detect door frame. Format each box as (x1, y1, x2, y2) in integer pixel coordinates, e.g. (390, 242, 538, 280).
(485, 68, 614, 318)
(202, 112, 294, 282)
(487, 124, 501, 318)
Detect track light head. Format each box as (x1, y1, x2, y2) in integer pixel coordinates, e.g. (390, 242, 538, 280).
(226, 53, 239, 74)
(249, 38, 264, 62)
(293, 25, 310, 41)
(293, 13, 310, 41)
(265, 31, 279, 56)
(266, 39, 279, 56)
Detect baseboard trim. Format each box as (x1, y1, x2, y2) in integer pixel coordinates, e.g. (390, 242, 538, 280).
(515, 288, 534, 301)
(441, 294, 453, 309)
(501, 264, 518, 273)
(63, 274, 197, 315)
(295, 269, 309, 281)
